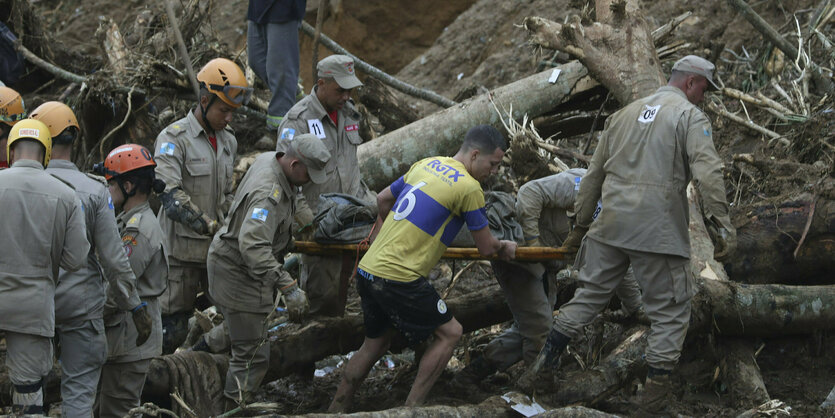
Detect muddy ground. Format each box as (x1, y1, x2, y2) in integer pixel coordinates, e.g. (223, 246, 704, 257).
(3, 0, 835, 416)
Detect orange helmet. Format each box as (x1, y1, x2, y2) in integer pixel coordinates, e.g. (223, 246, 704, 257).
(196, 58, 251, 108)
(95, 143, 156, 180)
(0, 86, 26, 127)
(30, 101, 80, 144)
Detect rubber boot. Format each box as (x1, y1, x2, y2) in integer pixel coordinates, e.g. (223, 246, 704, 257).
(13, 380, 44, 416)
(516, 329, 570, 393)
(450, 356, 496, 392)
(161, 312, 191, 354)
(633, 366, 673, 416)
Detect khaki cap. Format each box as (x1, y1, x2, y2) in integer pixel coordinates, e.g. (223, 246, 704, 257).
(317, 55, 363, 89)
(672, 55, 720, 91)
(289, 133, 331, 184)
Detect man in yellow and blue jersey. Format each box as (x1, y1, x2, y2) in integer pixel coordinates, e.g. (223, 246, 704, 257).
(329, 125, 518, 411)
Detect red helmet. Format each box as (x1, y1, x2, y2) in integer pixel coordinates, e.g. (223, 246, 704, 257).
(97, 144, 156, 180)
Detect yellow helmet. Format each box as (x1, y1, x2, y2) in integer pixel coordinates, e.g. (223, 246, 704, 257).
(196, 58, 252, 108)
(7, 118, 52, 167)
(0, 86, 26, 127)
(30, 101, 80, 145)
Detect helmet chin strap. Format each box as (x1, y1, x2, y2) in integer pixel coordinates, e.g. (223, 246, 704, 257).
(116, 177, 137, 199)
(200, 94, 218, 134)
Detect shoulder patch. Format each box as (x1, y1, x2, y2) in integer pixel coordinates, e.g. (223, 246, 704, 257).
(251, 207, 269, 222)
(122, 234, 138, 246)
(637, 104, 661, 124)
(703, 124, 711, 137)
(85, 172, 107, 186)
(279, 128, 296, 141)
(125, 214, 142, 232)
(267, 184, 282, 205)
(159, 142, 176, 155)
(164, 123, 187, 136)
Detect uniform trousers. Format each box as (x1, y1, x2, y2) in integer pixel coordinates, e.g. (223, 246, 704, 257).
(300, 254, 343, 317)
(484, 262, 557, 369)
(57, 317, 107, 417)
(247, 19, 300, 129)
(554, 237, 692, 370)
(98, 359, 151, 418)
(218, 305, 270, 399)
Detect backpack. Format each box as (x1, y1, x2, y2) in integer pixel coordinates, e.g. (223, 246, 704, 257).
(313, 193, 378, 244)
(450, 191, 524, 247)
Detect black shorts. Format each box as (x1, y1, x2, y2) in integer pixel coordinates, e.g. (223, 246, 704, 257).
(356, 268, 453, 346)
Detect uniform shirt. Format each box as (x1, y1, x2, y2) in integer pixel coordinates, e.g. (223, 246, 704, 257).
(359, 157, 488, 282)
(154, 110, 237, 263)
(106, 201, 169, 362)
(575, 86, 732, 258)
(0, 159, 90, 337)
(276, 89, 364, 214)
(207, 152, 296, 313)
(516, 168, 588, 247)
(47, 159, 141, 322)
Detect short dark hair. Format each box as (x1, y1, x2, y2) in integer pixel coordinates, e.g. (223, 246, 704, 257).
(461, 125, 507, 154)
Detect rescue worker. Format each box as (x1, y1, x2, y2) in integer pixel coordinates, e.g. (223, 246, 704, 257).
(154, 58, 251, 352)
(518, 56, 737, 414)
(208, 133, 329, 407)
(328, 125, 518, 412)
(94, 144, 169, 418)
(0, 85, 26, 168)
(0, 119, 90, 414)
(453, 169, 643, 386)
(276, 54, 366, 317)
(34, 102, 150, 417)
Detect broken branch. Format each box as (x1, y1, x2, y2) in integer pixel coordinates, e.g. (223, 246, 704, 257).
(299, 21, 456, 108)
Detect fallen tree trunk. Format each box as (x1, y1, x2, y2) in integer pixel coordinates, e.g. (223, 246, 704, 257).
(726, 194, 834, 285)
(292, 397, 618, 418)
(718, 338, 770, 407)
(142, 284, 514, 399)
(357, 60, 596, 191)
(523, 0, 665, 105)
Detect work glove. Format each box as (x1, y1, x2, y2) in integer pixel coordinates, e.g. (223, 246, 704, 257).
(200, 213, 220, 236)
(712, 227, 737, 262)
(559, 225, 588, 255)
(281, 284, 309, 323)
(131, 302, 152, 346)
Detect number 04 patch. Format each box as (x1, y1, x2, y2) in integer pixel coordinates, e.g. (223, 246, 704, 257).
(637, 104, 661, 123)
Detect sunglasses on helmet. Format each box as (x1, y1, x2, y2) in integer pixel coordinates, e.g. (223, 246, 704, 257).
(209, 84, 253, 105)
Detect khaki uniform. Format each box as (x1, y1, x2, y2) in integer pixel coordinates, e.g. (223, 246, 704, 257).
(207, 152, 297, 398)
(99, 201, 169, 418)
(276, 90, 364, 316)
(485, 170, 642, 369)
(0, 159, 89, 411)
(154, 110, 236, 351)
(46, 159, 143, 417)
(554, 86, 733, 370)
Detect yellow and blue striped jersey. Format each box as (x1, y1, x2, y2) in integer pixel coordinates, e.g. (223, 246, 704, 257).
(359, 156, 488, 282)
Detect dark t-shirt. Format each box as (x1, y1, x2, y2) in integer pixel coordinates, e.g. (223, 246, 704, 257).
(247, 0, 306, 24)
